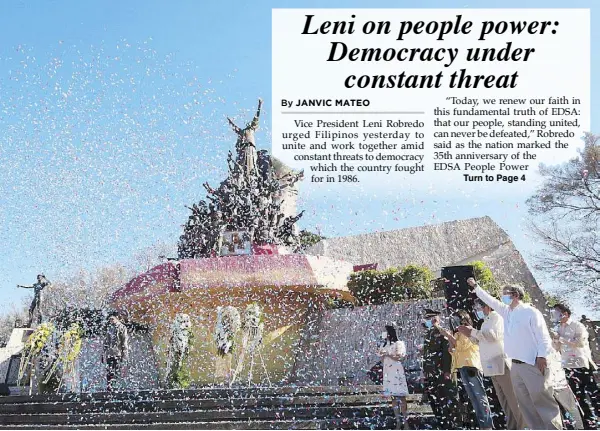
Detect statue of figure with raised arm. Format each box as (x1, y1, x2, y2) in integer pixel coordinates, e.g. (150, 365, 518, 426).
(17, 274, 50, 327)
(227, 98, 263, 181)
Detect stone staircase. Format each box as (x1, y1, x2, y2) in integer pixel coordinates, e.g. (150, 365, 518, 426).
(0, 385, 433, 429)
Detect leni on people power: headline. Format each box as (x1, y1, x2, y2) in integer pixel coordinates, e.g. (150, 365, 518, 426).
(271, 9, 590, 195)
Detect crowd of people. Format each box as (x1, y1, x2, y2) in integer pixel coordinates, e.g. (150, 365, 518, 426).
(376, 277, 599, 430)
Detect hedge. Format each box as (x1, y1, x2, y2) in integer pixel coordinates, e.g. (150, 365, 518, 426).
(347, 264, 434, 306)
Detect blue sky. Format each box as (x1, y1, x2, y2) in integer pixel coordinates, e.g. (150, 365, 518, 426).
(0, 0, 597, 317)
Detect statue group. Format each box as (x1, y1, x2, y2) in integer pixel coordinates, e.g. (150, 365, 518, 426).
(178, 98, 305, 259)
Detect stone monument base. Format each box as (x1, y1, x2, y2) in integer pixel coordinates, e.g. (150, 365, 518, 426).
(110, 254, 354, 387)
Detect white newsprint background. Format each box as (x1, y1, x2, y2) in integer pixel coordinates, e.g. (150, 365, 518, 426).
(272, 9, 590, 197)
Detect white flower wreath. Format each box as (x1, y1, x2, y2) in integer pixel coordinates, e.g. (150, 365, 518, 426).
(243, 303, 264, 353)
(214, 306, 241, 357)
(166, 313, 192, 386)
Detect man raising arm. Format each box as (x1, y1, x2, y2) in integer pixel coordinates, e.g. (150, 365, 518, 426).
(467, 277, 563, 430)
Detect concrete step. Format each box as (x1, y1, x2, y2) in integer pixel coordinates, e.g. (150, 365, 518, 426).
(0, 394, 398, 414)
(0, 385, 388, 404)
(0, 386, 433, 429)
(0, 405, 395, 426)
(0, 415, 436, 430)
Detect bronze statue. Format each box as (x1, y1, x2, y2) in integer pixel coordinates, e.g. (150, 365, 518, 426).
(227, 98, 262, 180)
(17, 274, 50, 327)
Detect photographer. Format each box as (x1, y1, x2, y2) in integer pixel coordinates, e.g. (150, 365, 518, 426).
(422, 308, 458, 429)
(437, 310, 493, 430)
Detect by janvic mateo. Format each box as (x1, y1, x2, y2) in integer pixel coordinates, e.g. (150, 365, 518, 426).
(294, 99, 370, 107)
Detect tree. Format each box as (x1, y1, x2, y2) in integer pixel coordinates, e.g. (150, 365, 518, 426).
(0, 240, 176, 342)
(396, 264, 434, 300)
(42, 263, 133, 319)
(131, 241, 177, 272)
(544, 291, 569, 309)
(469, 260, 531, 303)
(526, 133, 600, 304)
(470, 261, 501, 298)
(347, 264, 433, 305)
(0, 301, 29, 347)
(298, 230, 325, 251)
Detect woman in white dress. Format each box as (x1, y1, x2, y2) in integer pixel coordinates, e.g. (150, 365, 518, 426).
(377, 325, 409, 429)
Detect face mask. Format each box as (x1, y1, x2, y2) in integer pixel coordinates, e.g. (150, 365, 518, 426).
(552, 310, 562, 322)
(476, 310, 485, 320)
(424, 320, 433, 329)
(501, 295, 512, 305)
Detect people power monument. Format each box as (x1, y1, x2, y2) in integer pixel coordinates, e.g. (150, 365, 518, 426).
(179, 98, 306, 258)
(110, 99, 354, 386)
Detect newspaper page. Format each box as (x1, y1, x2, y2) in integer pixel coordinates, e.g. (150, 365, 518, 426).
(0, 2, 597, 430)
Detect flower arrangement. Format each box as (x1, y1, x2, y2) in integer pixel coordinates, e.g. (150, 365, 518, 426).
(42, 323, 83, 390)
(18, 322, 55, 385)
(243, 303, 262, 329)
(214, 306, 241, 357)
(230, 303, 270, 386)
(166, 313, 193, 389)
(243, 303, 264, 353)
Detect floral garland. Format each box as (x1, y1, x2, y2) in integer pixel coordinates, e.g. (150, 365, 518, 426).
(243, 303, 262, 329)
(243, 303, 264, 353)
(19, 322, 55, 384)
(214, 306, 240, 357)
(230, 303, 269, 386)
(42, 323, 83, 388)
(166, 313, 193, 389)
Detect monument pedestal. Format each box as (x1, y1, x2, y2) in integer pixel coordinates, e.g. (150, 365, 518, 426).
(111, 253, 354, 386)
(0, 327, 34, 390)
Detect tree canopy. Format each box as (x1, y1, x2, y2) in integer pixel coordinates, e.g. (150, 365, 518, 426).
(527, 133, 600, 307)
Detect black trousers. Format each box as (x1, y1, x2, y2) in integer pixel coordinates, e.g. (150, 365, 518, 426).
(426, 372, 459, 429)
(27, 295, 41, 326)
(106, 356, 121, 392)
(565, 366, 600, 423)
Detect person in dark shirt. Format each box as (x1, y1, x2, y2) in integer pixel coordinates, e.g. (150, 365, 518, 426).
(422, 308, 459, 429)
(103, 311, 129, 392)
(17, 274, 50, 327)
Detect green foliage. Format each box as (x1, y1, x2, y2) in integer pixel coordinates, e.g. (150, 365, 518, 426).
(469, 261, 501, 298)
(173, 361, 191, 389)
(167, 334, 193, 389)
(398, 265, 434, 299)
(544, 292, 567, 308)
(347, 264, 433, 306)
(470, 260, 533, 303)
